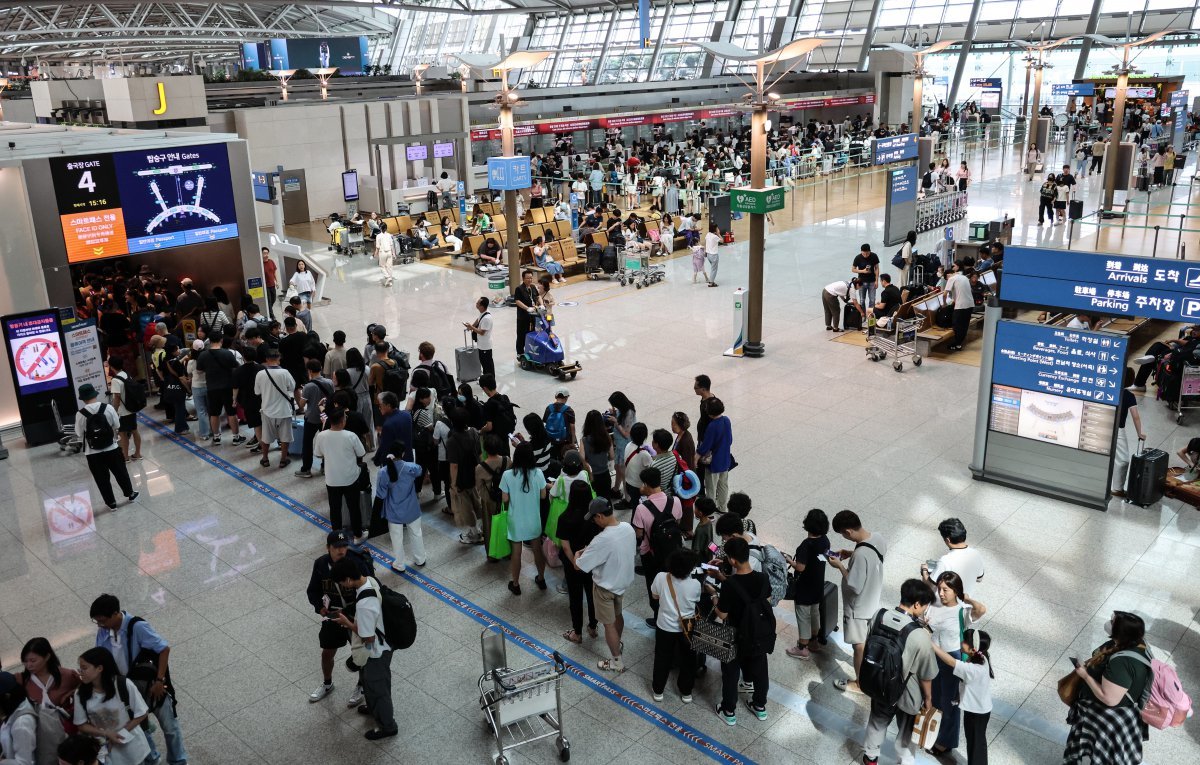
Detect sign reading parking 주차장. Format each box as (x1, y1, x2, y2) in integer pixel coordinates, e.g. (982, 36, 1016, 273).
(730, 186, 785, 215)
(993, 321, 1128, 405)
(999, 245, 1200, 323)
(873, 133, 917, 165)
(486, 156, 532, 191)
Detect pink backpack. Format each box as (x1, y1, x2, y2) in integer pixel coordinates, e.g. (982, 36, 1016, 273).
(1113, 650, 1194, 730)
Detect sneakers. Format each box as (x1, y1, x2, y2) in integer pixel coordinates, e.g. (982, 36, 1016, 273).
(1181, 470, 1199, 483)
(680, 694, 693, 704)
(211, 435, 221, 445)
(786, 645, 811, 660)
(862, 756, 879, 764)
(364, 728, 397, 740)
(346, 685, 364, 708)
(309, 682, 334, 703)
(231, 435, 247, 445)
(1128, 385, 1147, 392)
(738, 681, 755, 694)
(744, 700, 768, 721)
(652, 691, 664, 702)
(243, 437, 260, 449)
(125, 491, 140, 504)
(715, 703, 737, 726)
(1134, 354, 1157, 365)
(294, 470, 313, 478)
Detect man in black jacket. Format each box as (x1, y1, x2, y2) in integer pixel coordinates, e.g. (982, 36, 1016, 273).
(305, 531, 374, 706)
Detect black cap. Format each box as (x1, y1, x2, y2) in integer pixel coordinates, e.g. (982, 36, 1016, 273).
(326, 530, 350, 547)
(584, 498, 613, 521)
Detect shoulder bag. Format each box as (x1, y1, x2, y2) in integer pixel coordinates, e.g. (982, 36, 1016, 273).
(666, 576, 696, 644)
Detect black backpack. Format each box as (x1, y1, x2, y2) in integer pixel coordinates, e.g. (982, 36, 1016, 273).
(426, 360, 455, 399)
(934, 303, 955, 328)
(378, 360, 408, 396)
(859, 608, 922, 708)
(82, 404, 116, 450)
(479, 457, 509, 504)
(728, 574, 777, 657)
(118, 373, 148, 413)
(642, 497, 682, 570)
(492, 394, 518, 436)
(357, 582, 417, 650)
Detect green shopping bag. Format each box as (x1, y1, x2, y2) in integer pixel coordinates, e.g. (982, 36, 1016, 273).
(488, 504, 511, 559)
(544, 476, 596, 543)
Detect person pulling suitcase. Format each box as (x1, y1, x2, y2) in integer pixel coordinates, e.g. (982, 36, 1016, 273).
(1111, 369, 1147, 500)
(462, 297, 494, 379)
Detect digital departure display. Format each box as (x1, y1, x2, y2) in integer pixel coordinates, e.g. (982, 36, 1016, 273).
(406, 144, 428, 161)
(433, 142, 455, 159)
(51, 143, 240, 263)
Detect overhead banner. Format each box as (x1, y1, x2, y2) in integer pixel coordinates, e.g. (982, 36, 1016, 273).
(63, 319, 107, 409)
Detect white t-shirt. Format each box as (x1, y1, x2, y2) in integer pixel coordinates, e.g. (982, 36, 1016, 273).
(925, 602, 973, 652)
(704, 231, 721, 255)
(255, 367, 297, 419)
(825, 281, 851, 299)
(72, 679, 151, 765)
(74, 402, 121, 455)
(314, 429, 366, 487)
(954, 658, 993, 713)
(946, 273, 974, 310)
(110, 373, 132, 417)
(650, 572, 701, 632)
(1066, 316, 1086, 329)
(576, 521, 637, 595)
(475, 312, 494, 351)
(375, 231, 396, 258)
(932, 546, 985, 597)
(354, 577, 392, 658)
(623, 444, 654, 489)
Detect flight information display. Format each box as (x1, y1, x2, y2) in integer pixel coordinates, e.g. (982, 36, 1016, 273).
(51, 143, 240, 263)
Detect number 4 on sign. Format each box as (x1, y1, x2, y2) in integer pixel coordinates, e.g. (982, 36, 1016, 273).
(78, 171, 96, 193)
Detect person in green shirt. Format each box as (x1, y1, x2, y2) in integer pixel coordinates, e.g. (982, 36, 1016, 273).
(690, 496, 717, 557)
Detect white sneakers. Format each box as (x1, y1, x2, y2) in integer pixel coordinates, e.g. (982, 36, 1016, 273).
(309, 682, 333, 703)
(347, 685, 365, 707)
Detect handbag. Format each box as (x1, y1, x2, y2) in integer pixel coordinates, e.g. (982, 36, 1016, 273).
(691, 614, 737, 663)
(911, 707, 943, 750)
(1058, 649, 1108, 706)
(666, 576, 696, 643)
(487, 504, 512, 559)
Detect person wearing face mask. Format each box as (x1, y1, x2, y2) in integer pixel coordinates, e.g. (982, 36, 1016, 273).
(1064, 611, 1153, 765)
(922, 572, 988, 757)
(861, 579, 939, 765)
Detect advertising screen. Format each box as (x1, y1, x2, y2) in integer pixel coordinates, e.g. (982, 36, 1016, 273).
(406, 144, 428, 161)
(342, 170, 359, 202)
(433, 142, 454, 159)
(980, 91, 1001, 109)
(1105, 86, 1157, 99)
(244, 37, 368, 74)
(51, 143, 240, 262)
(2, 310, 70, 396)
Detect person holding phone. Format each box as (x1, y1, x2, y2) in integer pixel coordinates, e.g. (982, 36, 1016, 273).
(305, 530, 373, 707)
(785, 509, 831, 660)
(72, 648, 151, 765)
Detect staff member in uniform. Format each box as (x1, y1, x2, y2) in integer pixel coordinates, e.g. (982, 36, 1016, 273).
(463, 297, 495, 379)
(513, 270, 540, 357)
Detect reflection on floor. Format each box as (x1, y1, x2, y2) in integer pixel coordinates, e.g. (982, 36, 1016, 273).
(2, 141, 1199, 765)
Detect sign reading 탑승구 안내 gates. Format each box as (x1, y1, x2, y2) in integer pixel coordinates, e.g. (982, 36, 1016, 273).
(730, 186, 785, 215)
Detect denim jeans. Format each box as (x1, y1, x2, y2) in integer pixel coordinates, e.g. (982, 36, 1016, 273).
(145, 696, 188, 765)
(191, 386, 210, 438)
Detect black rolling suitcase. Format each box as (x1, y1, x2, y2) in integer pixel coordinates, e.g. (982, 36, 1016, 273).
(843, 302, 863, 331)
(586, 243, 603, 271)
(1125, 439, 1167, 506)
(1069, 199, 1084, 220)
(816, 581, 840, 644)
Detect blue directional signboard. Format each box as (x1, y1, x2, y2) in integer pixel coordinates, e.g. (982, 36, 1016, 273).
(993, 321, 1127, 405)
(884, 165, 918, 246)
(487, 156, 532, 191)
(874, 133, 917, 165)
(999, 245, 1200, 323)
(1051, 83, 1096, 97)
(969, 78, 1003, 89)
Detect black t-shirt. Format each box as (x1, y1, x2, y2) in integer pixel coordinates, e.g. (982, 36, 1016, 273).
(718, 571, 770, 628)
(556, 507, 601, 570)
(792, 535, 831, 605)
(234, 362, 263, 408)
(197, 348, 238, 390)
(853, 252, 880, 283)
(877, 284, 902, 317)
(483, 394, 514, 435)
(1118, 388, 1137, 428)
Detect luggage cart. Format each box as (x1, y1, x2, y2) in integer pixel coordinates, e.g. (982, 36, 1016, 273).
(865, 314, 924, 372)
(478, 625, 569, 764)
(1175, 364, 1200, 424)
(51, 399, 83, 454)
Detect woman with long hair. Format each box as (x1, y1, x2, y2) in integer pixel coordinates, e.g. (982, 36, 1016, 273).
(72, 648, 151, 765)
(20, 637, 80, 729)
(522, 412, 553, 472)
(607, 392, 636, 492)
(670, 412, 697, 533)
(925, 571, 987, 756)
(1065, 611, 1153, 765)
(557, 480, 601, 644)
(499, 442, 548, 595)
(288, 260, 316, 305)
(344, 348, 374, 449)
(581, 410, 615, 501)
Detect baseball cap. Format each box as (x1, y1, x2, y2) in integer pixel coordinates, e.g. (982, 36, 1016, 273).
(192, 340, 205, 351)
(326, 530, 350, 547)
(584, 498, 613, 521)
(554, 387, 570, 399)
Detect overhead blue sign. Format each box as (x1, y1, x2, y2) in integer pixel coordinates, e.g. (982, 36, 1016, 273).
(252, 170, 276, 203)
(487, 156, 532, 191)
(874, 132, 917, 165)
(999, 245, 1200, 322)
(1051, 83, 1096, 97)
(993, 321, 1127, 405)
(969, 78, 1003, 89)
(890, 165, 917, 204)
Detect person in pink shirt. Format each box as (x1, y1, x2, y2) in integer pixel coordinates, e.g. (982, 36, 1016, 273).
(631, 466, 684, 629)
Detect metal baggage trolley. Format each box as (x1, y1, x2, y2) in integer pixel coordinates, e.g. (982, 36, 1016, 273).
(1174, 364, 1200, 424)
(51, 399, 83, 454)
(865, 313, 925, 372)
(478, 625, 569, 764)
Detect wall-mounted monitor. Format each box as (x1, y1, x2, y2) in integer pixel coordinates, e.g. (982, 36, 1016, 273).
(50, 143, 240, 263)
(242, 36, 368, 75)
(433, 142, 454, 159)
(2, 309, 71, 396)
(406, 144, 428, 161)
(342, 170, 359, 202)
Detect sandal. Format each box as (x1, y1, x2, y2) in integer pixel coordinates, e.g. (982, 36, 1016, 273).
(596, 658, 625, 673)
(587, 624, 598, 639)
(279, 458, 291, 469)
(563, 630, 583, 644)
(260, 457, 270, 467)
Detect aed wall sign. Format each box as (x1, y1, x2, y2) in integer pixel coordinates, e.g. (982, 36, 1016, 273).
(730, 186, 785, 214)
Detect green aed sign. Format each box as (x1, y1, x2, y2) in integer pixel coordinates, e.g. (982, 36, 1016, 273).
(730, 186, 785, 214)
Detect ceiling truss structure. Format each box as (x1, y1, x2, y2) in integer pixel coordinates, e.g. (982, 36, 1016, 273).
(0, 2, 398, 61)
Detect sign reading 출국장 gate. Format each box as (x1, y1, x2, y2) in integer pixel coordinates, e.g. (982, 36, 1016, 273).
(999, 245, 1200, 323)
(730, 186, 785, 214)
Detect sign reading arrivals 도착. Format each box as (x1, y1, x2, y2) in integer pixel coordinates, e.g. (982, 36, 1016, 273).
(999, 245, 1200, 323)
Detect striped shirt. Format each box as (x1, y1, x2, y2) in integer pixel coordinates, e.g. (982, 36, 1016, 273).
(650, 452, 678, 497)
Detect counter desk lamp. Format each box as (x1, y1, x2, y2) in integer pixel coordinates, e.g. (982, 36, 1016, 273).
(306, 67, 339, 100)
(267, 69, 297, 102)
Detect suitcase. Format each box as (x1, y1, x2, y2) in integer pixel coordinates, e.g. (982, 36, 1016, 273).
(1125, 440, 1167, 506)
(455, 329, 483, 384)
(843, 302, 863, 331)
(817, 581, 840, 644)
(1069, 199, 1084, 220)
(288, 416, 304, 456)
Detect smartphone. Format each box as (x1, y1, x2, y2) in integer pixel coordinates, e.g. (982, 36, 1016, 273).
(1069, 657, 1081, 669)
(708, 543, 720, 554)
(700, 563, 719, 572)
(817, 554, 828, 563)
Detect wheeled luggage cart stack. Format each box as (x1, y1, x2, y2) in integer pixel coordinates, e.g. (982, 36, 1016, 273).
(865, 314, 925, 372)
(478, 625, 569, 764)
(1174, 364, 1200, 424)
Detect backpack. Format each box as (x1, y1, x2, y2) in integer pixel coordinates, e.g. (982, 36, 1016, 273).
(859, 608, 922, 708)
(480, 457, 509, 504)
(934, 303, 955, 328)
(357, 581, 418, 650)
(82, 404, 115, 451)
(378, 360, 408, 396)
(426, 189, 438, 210)
(10, 698, 67, 765)
(1112, 649, 1194, 730)
(891, 247, 907, 269)
(728, 574, 777, 657)
(748, 543, 789, 607)
(124, 616, 169, 712)
(544, 403, 569, 443)
(642, 497, 683, 570)
(491, 394, 518, 435)
(386, 347, 411, 371)
(117, 372, 147, 413)
(425, 360, 455, 398)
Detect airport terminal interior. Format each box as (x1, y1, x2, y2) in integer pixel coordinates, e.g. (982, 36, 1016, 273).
(1, 2, 1200, 765)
